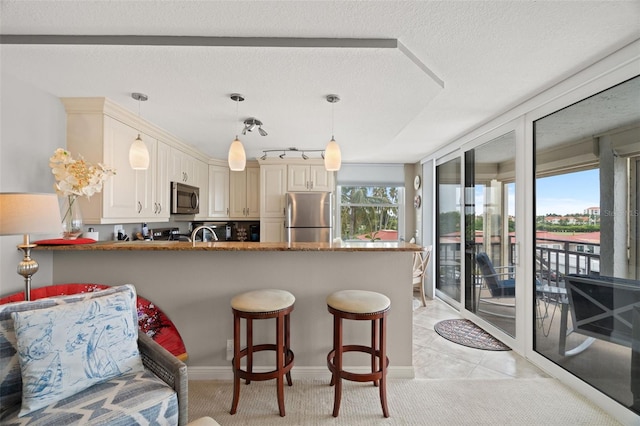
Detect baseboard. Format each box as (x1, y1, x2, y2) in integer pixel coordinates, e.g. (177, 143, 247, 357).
(187, 366, 415, 381)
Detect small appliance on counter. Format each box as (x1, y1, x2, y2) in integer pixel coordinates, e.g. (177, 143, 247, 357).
(148, 227, 187, 241)
(249, 224, 260, 242)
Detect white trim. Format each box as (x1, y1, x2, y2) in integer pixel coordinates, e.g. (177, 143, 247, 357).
(187, 366, 415, 381)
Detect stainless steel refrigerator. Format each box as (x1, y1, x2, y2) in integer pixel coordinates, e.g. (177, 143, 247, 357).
(285, 192, 333, 243)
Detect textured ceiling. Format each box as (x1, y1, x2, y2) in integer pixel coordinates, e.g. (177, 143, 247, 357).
(1, 1, 639, 164)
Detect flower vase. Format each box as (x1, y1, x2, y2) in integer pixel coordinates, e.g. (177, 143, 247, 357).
(61, 195, 83, 239)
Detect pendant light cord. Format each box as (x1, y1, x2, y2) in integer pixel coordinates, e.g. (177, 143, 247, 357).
(331, 101, 335, 139)
(235, 97, 240, 139)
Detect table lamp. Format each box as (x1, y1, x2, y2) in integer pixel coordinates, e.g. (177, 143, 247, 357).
(0, 193, 62, 300)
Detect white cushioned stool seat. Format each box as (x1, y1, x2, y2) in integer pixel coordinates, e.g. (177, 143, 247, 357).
(327, 290, 391, 314)
(231, 289, 295, 313)
(187, 416, 221, 426)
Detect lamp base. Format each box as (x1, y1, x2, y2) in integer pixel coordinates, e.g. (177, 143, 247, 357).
(17, 242, 38, 301)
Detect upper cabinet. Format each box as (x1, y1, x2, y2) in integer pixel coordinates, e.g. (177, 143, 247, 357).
(192, 158, 209, 220)
(62, 97, 204, 224)
(170, 147, 200, 186)
(208, 164, 230, 218)
(287, 164, 334, 192)
(229, 165, 260, 219)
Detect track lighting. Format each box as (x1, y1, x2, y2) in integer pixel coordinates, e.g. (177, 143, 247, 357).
(242, 118, 267, 136)
(259, 147, 326, 161)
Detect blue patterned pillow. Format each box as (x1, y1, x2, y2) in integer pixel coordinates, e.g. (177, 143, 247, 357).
(11, 286, 143, 416)
(0, 284, 134, 415)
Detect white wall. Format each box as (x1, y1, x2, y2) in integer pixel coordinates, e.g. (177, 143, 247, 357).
(0, 73, 66, 297)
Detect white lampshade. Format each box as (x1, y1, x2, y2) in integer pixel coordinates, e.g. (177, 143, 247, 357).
(0, 193, 62, 236)
(130, 134, 150, 170)
(228, 137, 246, 171)
(324, 138, 342, 171)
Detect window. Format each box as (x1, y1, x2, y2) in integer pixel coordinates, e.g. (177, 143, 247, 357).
(337, 186, 403, 241)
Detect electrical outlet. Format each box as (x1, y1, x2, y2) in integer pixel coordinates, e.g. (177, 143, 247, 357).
(113, 225, 124, 240)
(226, 339, 234, 361)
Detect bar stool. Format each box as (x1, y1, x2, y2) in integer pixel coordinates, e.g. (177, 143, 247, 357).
(326, 289, 391, 418)
(230, 289, 295, 417)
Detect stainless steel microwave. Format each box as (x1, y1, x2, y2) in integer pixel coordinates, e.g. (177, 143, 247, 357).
(171, 182, 199, 214)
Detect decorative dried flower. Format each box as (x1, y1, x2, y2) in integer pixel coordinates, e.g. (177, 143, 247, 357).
(49, 148, 115, 198)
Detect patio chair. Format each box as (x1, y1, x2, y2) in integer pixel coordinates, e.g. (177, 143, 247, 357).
(474, 252, 516, 317)
(475, 252, 516, 296)
(413, 246, 432, 307)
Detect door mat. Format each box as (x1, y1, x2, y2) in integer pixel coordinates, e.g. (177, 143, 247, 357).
(434, 319, 511, 351)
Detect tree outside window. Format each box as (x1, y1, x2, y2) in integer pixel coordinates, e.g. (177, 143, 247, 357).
(338, 186, 401, 241)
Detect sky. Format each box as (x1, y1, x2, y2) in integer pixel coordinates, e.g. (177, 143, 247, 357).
(536, 169, 599, 216)
(441, 168, 600, 217)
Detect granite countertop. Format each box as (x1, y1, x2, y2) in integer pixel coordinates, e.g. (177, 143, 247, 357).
(34, 240, 422, 252)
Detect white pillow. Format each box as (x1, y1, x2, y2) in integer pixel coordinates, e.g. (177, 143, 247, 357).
(11, 287, 144, 416)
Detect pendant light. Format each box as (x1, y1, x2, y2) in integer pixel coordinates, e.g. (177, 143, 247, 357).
(324, 94, 342, 171)
(228, 93, 246, 171)
(130, 92, 150, 170)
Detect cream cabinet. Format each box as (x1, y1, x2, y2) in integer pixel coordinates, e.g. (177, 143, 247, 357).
(64, 104, 168, 224)
(208, 164, 230, 218)
(259, 164, 287, 242)
(287, 164, 334, 192)
(153, 140, 171, 219)
(229, 166, 260, 219)
(261, 217, 285, 243)
(169, 147, 201, 185)
(260, 165, 287, 218)
(192, 158, 209, 220)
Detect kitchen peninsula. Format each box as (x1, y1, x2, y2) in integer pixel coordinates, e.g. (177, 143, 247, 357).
(39, 241, 420, 379)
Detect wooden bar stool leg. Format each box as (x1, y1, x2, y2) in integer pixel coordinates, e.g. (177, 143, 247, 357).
(276, 315, 285, 417)
(332, 315, 343, 417)
(372, 318, 379, 387)
(285, 312, 293, 386)
(246, 318, 253, 385)
(230, 313, 241, 415)
(379, 315, 389, 418)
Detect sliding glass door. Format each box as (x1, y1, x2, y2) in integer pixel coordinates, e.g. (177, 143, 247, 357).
(436, 157, 461, 304)
(464, 131, 517, 337)
(533, 75, 640, 416)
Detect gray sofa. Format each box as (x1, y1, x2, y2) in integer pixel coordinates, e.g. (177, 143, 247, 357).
(0, 286, 188, 425)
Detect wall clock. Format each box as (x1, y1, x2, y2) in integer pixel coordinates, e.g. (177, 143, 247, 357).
(414, 195, 422, 208)
(414, 175, 421, 190)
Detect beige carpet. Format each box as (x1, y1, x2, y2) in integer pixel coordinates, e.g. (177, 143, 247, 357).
(188, 378, 621, 425)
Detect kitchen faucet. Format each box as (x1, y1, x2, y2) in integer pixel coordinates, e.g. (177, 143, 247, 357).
(191, 225, 219, 247)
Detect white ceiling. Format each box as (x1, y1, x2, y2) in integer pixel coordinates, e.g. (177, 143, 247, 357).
(1, 1, 639, 164)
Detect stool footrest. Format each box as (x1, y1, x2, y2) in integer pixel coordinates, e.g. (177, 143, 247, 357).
(234, 344, 294, 382)
(327, 344, 390, 383)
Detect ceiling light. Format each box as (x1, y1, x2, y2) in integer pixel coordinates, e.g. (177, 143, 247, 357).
(242, 118, 267, 136)
(228, 93, 246, 171)
(259, 147, 325, 161)
(324, 94, 342, 171)
(130, 92, 150, 170)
